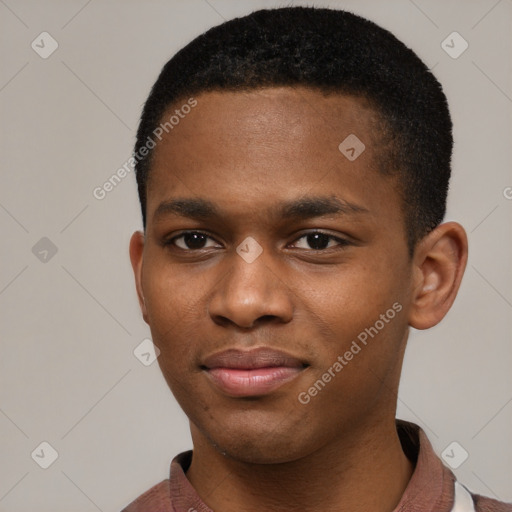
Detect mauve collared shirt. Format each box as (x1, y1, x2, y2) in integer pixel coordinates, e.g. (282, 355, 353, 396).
(121, 420, 511, 512)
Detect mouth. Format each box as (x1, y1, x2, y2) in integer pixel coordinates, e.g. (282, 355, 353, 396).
(201, 347, 309, 397)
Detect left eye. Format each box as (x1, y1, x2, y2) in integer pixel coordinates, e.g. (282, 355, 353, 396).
(290, 232, 348, 250)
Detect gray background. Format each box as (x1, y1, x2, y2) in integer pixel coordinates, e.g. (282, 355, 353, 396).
(1, 0, 511, 510)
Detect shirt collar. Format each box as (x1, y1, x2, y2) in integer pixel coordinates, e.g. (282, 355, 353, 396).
(392, 420, 455, 511)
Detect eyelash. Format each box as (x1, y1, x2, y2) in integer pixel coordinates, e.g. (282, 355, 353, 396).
(165, 230, 351, 252)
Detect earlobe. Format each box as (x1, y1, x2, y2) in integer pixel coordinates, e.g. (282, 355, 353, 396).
(129, 230, 149, 323)
(408, 222, 468, 330)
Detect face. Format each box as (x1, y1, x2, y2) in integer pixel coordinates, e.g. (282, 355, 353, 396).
(131, 87, 416, 464)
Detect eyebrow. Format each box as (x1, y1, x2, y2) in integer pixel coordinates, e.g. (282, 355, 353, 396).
(152, 195, 369, 222)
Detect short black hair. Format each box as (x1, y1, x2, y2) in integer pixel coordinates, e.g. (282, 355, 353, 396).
(134, 6, 452, 253)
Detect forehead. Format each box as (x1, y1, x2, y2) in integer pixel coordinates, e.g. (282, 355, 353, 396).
(146, 87, 399, 225)
(154, 87, 381, 160)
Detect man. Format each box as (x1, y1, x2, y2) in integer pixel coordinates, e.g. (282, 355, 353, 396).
(124, 6, 511, 511)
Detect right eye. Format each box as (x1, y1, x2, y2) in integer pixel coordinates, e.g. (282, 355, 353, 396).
(165, 231, 222, 251)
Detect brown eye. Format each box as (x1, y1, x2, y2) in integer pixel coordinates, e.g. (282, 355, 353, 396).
(169, 231, 220, 250)
(291, 232, 350, 250)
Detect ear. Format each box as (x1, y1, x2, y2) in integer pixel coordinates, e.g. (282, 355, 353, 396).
(409, 221, 468, 330)
(129, 230, 149, 324)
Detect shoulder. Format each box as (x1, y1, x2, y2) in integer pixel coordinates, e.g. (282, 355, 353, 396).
(473, 492, 512, 512)
(120, 479, 172, 512)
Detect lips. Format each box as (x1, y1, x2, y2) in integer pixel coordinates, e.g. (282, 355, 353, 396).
(202, 347, 308, 397)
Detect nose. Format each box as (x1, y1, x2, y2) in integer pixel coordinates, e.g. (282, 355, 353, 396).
(207, 248, 294, 330)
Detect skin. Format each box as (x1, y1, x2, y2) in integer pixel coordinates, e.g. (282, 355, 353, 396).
(129, 87, 468, 512)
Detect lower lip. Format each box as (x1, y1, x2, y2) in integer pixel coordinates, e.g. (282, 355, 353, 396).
(206, 367, 303, 397)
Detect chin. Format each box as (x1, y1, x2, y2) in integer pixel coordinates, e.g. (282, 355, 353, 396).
(212, 434, 309, 465)
(193, 409, 323, 465)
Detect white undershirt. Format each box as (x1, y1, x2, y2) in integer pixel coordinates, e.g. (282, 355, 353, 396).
(452, 481, 476, 512)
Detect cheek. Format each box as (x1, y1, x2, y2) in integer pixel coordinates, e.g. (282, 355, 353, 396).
(296, 257, 409, 397)
(143, 262, 206, 367)
(145, 256, 203, 318)
(301, 260, 405, 335)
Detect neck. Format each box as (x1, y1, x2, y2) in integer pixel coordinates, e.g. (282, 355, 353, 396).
(186, 417, 414, 512)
